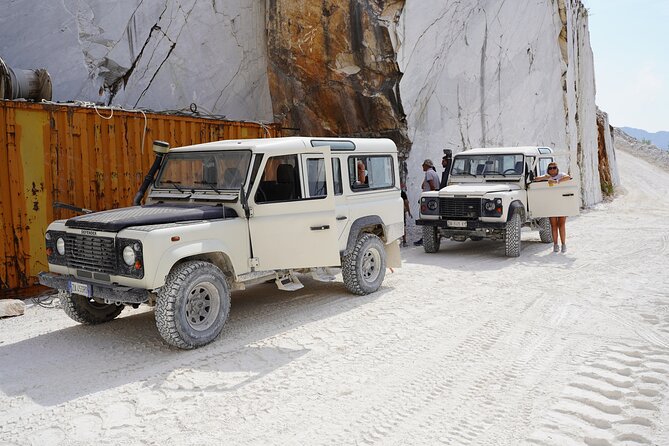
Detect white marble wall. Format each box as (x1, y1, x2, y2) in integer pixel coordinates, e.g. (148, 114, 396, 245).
(0, 0, 272, 121)
(1, 0, 611, 216)
(394, 0, 607, 225)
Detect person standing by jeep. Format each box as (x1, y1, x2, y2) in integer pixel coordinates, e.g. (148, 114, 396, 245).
(414, 159, 440, 246)
(534, 162, 572, 253)
(422, 159, 440, 191)
(440, 151, 452, 189)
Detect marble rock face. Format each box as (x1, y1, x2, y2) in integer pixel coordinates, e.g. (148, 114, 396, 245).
(0, 0, 272, 121)
(1, 0, 614, 213)
(396, 0, 610, 216)
(266, 0, 410, 159)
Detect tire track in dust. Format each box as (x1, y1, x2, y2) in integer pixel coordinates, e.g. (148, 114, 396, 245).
(318, 315, 517, 446)
(524, 343, 669, 446)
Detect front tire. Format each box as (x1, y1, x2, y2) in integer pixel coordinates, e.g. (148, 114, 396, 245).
(155, 261, 231, 349)
(504, 211, 522, 257)
(423, 226, 440, 253)
(62, 293, 123, 324)
(538, 217, 553, 243)
(342, 233, 387, 295)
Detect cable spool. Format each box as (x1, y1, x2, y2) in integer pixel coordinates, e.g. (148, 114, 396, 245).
(0, 56, 52, 101)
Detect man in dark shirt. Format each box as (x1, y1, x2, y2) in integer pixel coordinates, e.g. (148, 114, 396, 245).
(440, 150, 453, 189)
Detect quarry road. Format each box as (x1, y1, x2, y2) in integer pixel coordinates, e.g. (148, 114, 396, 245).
(1, 150, 668, 446)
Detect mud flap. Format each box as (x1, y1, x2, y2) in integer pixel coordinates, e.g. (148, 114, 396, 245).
(385, 240, 401, 268)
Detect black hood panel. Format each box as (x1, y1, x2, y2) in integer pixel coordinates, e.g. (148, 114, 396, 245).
(65, 204, 237, 232)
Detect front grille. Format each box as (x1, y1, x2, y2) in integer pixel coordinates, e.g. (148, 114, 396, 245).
(439, 198, 482, 219)
(65, 234, 117, 274)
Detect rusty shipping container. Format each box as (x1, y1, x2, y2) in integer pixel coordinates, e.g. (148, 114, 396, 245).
(0, 100, 280, 298)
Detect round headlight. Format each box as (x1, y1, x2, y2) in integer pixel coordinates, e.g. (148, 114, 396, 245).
(122, 246, 136, 266)
(45, 232, 52, 241)
(56, 238, 65, 255)
(484, 201, 496, 211)
(427, 200, 438, 211)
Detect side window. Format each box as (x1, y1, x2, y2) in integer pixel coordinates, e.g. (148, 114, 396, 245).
(306, 158, 327, 198)
(255, 154, 302, 203)
(538, 158, 554, 176)
(347, 155, 394, 191)
(332, 158, 343, 196)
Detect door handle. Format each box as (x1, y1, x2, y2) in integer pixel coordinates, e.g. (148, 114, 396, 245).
(562, 193, 574, 197)
(310, 225, 331, 231)
(336, 216, 347, 220)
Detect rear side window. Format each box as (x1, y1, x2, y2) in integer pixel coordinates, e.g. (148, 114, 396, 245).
(332, 158, 343, 196)
(348, 155, 394, 191)
(306, 158, 327, 197)
(538, 158, 554, 176)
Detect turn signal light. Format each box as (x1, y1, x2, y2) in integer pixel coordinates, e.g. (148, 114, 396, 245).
(135, 260, 142, 270)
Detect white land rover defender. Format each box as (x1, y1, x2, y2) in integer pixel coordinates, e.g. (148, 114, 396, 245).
(39, 137, 403, 348)
(415, 146, 579, 257)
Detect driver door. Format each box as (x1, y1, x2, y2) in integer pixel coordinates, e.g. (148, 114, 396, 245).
(527, 156, 580, 218)
(248, 147, 339, 270)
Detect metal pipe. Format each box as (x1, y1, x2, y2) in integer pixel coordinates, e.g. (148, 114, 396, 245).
(0, 56, 52, 101)
(133, 141, 170, 206)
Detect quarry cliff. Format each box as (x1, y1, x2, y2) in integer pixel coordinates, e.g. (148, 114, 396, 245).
(0, 0, 618, 208)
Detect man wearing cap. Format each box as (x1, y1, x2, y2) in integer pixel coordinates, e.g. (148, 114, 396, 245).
(421, 159, 440, 192)
(414, 159, 440, 246)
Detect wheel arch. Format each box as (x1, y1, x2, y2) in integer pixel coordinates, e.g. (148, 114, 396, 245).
(507, 200, 526, 222)
(342, 215, 386, 257)
(150, 241, 237, 290)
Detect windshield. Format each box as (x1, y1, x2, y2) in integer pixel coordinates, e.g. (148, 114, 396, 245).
(451, 154, 524, 176)
(155, 150, 252, 191)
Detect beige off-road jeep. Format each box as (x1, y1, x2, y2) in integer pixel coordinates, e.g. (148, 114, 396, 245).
(416, 146, 579, 257)
(39, 137, 403, 348)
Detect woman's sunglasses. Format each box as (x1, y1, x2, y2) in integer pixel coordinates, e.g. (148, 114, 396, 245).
(547, 166, 558, 170)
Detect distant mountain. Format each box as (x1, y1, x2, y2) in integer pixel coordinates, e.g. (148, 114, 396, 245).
(620, 127, 669, 150)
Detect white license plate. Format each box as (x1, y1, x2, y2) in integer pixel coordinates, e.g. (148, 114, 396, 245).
(69, 281, 91, 297)
(447, 220, 468, 228)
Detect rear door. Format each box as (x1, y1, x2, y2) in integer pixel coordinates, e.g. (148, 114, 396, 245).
(527, 156, 580, 217)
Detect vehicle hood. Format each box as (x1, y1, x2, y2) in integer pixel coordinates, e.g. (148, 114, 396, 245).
(439, 183, 520, 196)
(65, 204, 238, 232)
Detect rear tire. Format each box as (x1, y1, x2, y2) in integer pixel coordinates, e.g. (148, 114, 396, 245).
(155, 261, 231, 349)
(62, 293, 123, 324)
(342, 233, 387, 295)
(422, 226, 440, 253)
(504, 211, 522, 257)
(538, 217, 553, 243)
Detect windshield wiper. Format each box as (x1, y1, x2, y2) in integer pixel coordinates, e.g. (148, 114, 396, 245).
(162, 180, 185, 192)
(194, 180, 224, 194)
(482, 171, 506, 177)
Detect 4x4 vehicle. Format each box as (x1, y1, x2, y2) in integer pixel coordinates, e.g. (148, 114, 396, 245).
(39, 137, 403, 348)
(416, 146, 579, 257)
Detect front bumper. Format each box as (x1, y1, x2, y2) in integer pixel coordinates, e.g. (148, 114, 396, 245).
(415, 219, 505, 230)
(38, 272, 149, 304)
(415, 218, 507, 240)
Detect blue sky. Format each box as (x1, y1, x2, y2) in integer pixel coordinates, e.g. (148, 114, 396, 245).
(584, 0, 668, 132)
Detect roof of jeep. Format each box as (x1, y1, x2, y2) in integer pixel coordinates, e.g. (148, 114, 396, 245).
(170, 136, 397, 154)
(456, 146, 553, 156)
